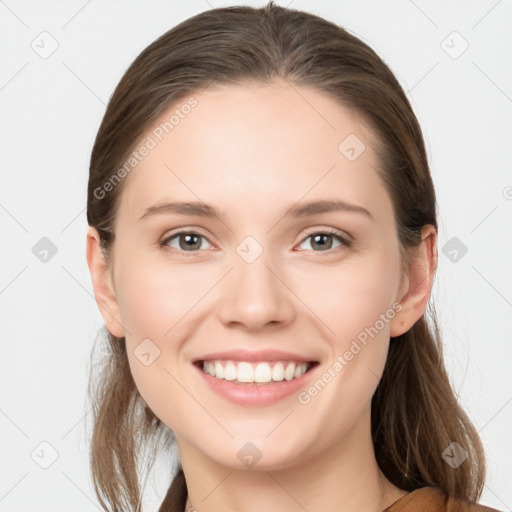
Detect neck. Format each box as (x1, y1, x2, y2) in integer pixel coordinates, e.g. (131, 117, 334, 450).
(178, 407, 407, 512)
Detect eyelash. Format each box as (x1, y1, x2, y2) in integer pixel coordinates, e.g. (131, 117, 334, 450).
(158, 228, 352, 257)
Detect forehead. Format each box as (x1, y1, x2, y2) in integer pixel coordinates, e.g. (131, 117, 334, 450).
(117, 81, 392, 224)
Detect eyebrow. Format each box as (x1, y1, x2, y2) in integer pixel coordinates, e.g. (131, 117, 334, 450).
(138, 199, 373, 222)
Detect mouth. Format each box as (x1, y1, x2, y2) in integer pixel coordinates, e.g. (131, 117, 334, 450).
(193, 359, 320, 386)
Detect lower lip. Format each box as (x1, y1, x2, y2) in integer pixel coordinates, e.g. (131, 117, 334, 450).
(194, 363, 318, 407)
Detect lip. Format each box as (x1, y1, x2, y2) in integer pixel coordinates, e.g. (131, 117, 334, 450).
(193, 349, 316, 363)
(193, 359, 320, 407)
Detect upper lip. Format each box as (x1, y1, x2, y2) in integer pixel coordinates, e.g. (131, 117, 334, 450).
(193, 349, 317, 363)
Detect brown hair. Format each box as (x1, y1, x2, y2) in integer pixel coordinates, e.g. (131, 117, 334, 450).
(86, 3, 486, 511)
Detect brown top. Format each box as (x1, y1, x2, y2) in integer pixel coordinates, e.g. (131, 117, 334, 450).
(383, 486, 502, 512)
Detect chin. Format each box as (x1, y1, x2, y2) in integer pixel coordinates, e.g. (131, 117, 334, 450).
(206, 437, 311, 472)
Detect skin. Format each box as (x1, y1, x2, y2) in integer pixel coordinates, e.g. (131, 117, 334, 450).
(86, 80, 437, 512)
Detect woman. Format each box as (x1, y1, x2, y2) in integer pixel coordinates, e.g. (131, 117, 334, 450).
(85, 3, 501, 511)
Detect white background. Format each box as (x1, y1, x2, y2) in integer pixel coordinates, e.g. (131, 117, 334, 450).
(0, 0, 511, 511)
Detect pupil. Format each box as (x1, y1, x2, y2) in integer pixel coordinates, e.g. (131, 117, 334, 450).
(177, 233, 334, 251)
(312, 234, 332, 250)
(180, 234, 200, 250)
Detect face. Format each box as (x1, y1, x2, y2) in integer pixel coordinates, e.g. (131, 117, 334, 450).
(91, 80, 415, 471)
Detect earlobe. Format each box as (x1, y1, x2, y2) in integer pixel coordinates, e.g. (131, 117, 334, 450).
(85, 226, 125, 338)
(390, 225, 438, 338)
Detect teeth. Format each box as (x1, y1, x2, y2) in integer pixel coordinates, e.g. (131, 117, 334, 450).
(272, 362, 285, 382)
(254, 362, 272, 383)
(201, 360, 310, 384)
(224, 362, 237, 381)
(214, 361, 224, 379)
(237, 362, 254, 383)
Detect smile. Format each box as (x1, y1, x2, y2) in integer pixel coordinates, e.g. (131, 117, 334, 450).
(200, 360, 316, 384)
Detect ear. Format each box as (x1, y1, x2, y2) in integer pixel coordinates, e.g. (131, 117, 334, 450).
(389, 225, 438, 337)
(85, 226, 125, 338)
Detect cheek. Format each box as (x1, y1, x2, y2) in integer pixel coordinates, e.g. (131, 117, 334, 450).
(288, 257, 399, 440)
(112, 244, 401, 452)
(115, 240, 401, 355)
(113, 258, 215, 400)
(114, 256, 205, 338)
(116, 262, 193, 420)
(292, 249, 401, 340)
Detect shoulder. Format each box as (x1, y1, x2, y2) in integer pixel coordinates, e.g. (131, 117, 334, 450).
(384, 486, 503, 512)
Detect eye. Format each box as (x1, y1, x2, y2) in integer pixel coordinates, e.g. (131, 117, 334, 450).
(159, 231, 213, 254)
(159, 228, 352, 256)
(297, 229, 352, 253)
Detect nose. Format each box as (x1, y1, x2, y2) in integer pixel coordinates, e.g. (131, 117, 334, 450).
(218, 247, 296, 331)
